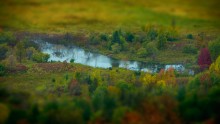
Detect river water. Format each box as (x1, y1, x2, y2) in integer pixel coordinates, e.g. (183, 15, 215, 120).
(36, 40, 187, 73)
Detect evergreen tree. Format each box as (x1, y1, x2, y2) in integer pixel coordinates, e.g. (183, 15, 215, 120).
(16, 41, 26, 63)
(157, 34, 167, 50)
(112, 30, 121, 44)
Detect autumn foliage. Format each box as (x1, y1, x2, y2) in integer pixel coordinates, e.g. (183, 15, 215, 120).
(142, 67, 176, 87)
(198, 48, 212, 70)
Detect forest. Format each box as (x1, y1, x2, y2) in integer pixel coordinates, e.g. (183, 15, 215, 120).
(0, 0, 220, 124)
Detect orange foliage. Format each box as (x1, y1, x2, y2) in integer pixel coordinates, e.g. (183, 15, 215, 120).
(157, 68, 176, 86)
(121, 95, 181, 124)
(122, 111, 143, 124)
(165, 67, 176, 86)
(141, 95, 181, 124)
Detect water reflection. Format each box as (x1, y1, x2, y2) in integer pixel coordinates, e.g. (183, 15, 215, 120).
(36, 40, 187, 73)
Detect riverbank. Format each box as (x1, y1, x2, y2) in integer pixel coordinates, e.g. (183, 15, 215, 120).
(9, 30, 212, 68)
(26, 31, 199, 65)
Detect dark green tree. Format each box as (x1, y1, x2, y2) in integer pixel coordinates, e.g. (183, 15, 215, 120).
(125, 32, 134, 42)
(157, 34, 167, 50)
(16, 41, 26, 63)
(112, 30, 121, 44)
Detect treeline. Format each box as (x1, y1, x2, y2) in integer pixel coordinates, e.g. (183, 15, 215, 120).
(25, 25, 220, 64)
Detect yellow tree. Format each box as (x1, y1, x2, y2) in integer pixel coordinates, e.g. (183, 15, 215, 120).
(209, 56, 220, 76)
(142, 73, 156, 86)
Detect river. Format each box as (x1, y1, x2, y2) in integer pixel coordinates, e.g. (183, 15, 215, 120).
(36, 40, 191, 74)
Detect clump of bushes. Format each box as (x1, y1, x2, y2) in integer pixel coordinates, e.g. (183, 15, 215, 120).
(182, 45, 197, 54)
(32, 52, 50, 63)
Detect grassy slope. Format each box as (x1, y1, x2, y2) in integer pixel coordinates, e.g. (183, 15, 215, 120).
(0, 63, 135, 98)
(0, 0, 219, 34)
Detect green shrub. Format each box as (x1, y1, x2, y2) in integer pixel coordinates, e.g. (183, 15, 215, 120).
(125, 32, 135, 42)
(70, 59, 75, 63)
(120, 36, 128, 51)
(208, 38, 220, 61)
(111, 43, 121, 53)
(0, 64, 6, 76)
(100, 33, 108, 41)
(32, 52, 50, 63)
(166, 30, 179, 42)
(137, 47, 148, 58)
(0, 44, 8, 60)
(147, 29, 158, 41)
(186, 34, 193, 39)
(51, 78, 56, 82)
(65, 74, 69, 81)
(145, 42, 158, 57)
(182, 45, 197, 54)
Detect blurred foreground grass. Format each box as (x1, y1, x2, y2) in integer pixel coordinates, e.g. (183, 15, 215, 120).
(0, 0, 219, 34)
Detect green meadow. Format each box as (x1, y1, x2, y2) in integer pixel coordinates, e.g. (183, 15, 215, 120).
(0, 0, 219, 34)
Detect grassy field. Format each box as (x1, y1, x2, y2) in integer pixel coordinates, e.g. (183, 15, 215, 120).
(0, 0, 219, 34)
